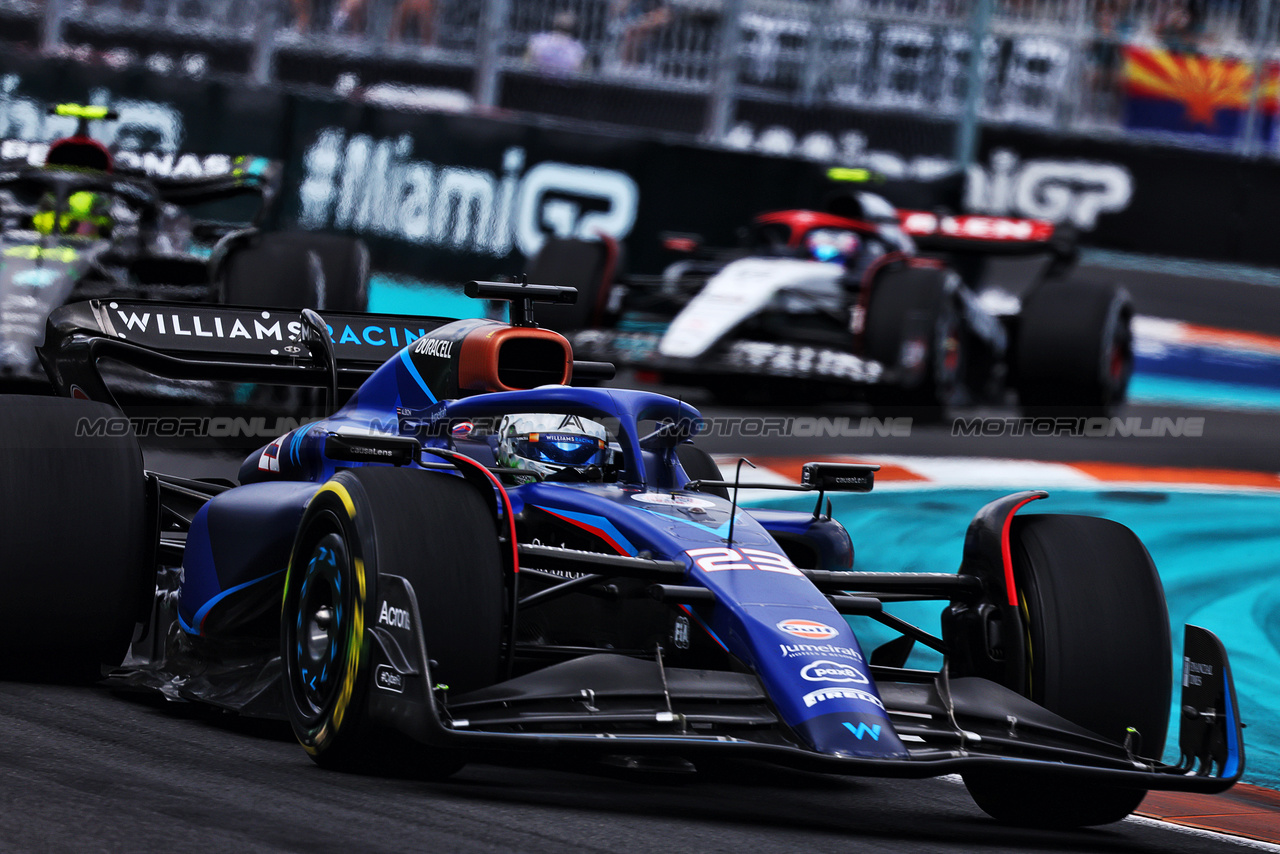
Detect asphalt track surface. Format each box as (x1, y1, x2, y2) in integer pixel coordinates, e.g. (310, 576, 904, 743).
(4, 258, 1279, 852)
(0, 683, 1268, 854)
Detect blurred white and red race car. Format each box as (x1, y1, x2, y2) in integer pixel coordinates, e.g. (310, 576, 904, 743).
(550, 177, 1129, 413)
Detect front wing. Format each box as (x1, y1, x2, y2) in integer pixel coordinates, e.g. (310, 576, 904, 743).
(364, 572, 1243, 792)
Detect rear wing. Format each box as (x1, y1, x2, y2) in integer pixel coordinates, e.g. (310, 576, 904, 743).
(0, 140, 281, 225)
(897, 210, 1075, 260)
(38, 299, 454, 407)
(118, 154, 282, 228)
(39, 285, 615, 408)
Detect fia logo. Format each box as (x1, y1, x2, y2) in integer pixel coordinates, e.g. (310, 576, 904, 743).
(673, 615, 690, 650)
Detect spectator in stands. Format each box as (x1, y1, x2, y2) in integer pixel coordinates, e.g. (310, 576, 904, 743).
(526, 11, 588, 75)
(289, 0, 315, 32)
(390, 0, 436, 43)
(1089, 0, 1136, 116)
(1154, 0, 1205, 53)
(328, 0, 433, 42)
(330, 0, 366, 33)
(610, 0, 671, 65)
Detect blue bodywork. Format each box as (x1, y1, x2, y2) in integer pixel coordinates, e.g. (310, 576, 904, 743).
(178, 318, 907, 759)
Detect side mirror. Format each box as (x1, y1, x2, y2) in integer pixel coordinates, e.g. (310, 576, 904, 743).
(324, 430, 420, 467)
(800, 462, 877, 493)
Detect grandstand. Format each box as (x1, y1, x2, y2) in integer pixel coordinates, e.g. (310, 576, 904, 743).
(1, 0, 1277, 158)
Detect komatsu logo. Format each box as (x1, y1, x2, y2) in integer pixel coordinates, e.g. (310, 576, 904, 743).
(298, 130, 639, 258)
(378, 601, 411, 630)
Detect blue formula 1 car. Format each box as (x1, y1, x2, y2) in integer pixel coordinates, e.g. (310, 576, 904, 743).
(0, 282, 1243, 829)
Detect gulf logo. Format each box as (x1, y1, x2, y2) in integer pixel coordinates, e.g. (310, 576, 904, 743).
(776, 619, 840, 640)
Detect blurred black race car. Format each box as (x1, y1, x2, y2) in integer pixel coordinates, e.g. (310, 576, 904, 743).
(551, 176, 1130, 412)
(0, 104, 368, 384)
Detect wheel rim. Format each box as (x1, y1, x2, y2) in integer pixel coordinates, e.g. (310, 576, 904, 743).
(292, 532, 348, 717)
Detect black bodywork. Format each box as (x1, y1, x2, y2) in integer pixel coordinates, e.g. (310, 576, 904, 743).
(0, 153, 280, 382)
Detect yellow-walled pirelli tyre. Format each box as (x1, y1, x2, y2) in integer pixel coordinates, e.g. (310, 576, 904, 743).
(0, 395, 150, 678)
(280, 467, 504, 776)
(962, 514, 1171, 828)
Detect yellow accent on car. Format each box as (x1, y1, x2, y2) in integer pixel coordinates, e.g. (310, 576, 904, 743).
(332, 556, 366, 733)
(32, 192, 110, 236)
(3, 245, 80, 263)
(314, 481, 357, 519)
(826, 167, 873, 183)
(54, 104, 111, 120)
(310, 479, 363, 736)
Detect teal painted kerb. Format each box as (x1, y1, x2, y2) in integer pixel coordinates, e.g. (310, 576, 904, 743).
(745, 487, 1280, 790)
(1129, 374, 1280, 412)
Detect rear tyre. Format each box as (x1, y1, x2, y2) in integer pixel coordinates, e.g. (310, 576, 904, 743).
(221, 231, 370, 312)
(863, 265, 965, 414)
(0, 396, 150, 677)
(962, 514, 1170, 828)
(1015, 280, 1132, 413)
(282, 468, 504, 776)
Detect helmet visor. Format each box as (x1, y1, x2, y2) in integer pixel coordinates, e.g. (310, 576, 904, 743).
(512, 432, 606, 467)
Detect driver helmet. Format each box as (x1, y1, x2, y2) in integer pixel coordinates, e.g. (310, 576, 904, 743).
(496, 413, 608, 480)
(32, 191, 112, 238)
(805, 227, 859, 264)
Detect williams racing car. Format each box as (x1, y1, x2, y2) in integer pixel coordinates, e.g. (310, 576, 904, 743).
(0, 281, 1240, 829)
(0, 103, 368, 384)
(552, 180, 1129, 412)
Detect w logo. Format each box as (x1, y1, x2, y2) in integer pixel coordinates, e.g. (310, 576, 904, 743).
(842, 721, 881, 741)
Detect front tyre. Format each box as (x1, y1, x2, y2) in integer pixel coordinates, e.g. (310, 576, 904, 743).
(281, 469, 504, 775)
(962, 514, 1170, 827)
(282, 485, 373, 771)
